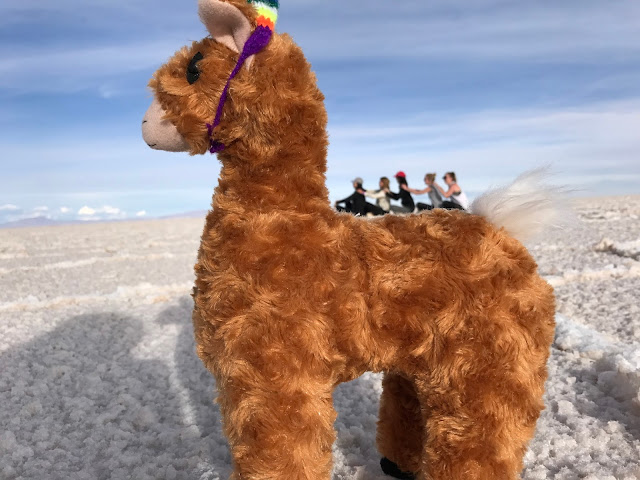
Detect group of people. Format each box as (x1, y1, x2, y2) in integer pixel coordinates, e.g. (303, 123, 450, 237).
(334, 171, 470, 216)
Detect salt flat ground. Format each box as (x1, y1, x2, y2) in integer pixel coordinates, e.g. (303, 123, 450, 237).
(1, 196, 639, 479)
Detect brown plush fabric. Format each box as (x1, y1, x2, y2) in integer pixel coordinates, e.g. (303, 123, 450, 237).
(145, 2, 556, 478)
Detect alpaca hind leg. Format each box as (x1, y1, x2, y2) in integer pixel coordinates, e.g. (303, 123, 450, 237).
(377, 373, 424, 477)
(415, 356, 548, 479)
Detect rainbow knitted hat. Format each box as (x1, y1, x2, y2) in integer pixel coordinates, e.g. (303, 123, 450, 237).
(207, 0, 279, 153)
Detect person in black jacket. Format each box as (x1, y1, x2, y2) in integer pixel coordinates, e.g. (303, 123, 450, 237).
(335, 177, 385, 216)
(387, 171, 415, 213)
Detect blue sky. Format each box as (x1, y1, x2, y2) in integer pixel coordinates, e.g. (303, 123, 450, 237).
(1, 0, 639, 224)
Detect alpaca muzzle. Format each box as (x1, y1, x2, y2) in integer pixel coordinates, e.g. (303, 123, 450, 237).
(142, 99, 190, 152)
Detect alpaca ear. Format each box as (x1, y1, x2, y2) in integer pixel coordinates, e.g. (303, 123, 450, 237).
(198, 0, 252, 54)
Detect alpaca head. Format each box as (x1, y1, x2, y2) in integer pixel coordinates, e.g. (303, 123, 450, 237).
(142, 0, 326, 162)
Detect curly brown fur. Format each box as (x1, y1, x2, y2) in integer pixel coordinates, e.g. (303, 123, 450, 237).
(147, 2, 556, 479)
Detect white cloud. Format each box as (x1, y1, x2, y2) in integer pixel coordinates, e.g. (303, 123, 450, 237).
(98, 85, 118, 99)
(284, 1, 640, 63)
(60, 207, 70, 214)
(330, 99, 640, 151)
(102, 206, 122, 216)
(136, 210, 147, 217)
(0, 39, 194, 94)
(78, 206, 96, 216)
(33, 206, 49, 212)
(77, 205, 126, 220)
(0, 204, 19, 211)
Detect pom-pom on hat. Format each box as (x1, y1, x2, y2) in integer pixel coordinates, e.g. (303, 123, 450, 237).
(248, 0, 279, 31)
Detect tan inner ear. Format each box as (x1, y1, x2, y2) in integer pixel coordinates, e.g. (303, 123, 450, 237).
(198, 0, 252, 54)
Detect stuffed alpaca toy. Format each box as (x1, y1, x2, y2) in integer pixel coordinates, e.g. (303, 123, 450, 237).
(142, 1, 557, 479)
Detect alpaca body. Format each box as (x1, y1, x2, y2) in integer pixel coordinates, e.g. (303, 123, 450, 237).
(143, 2, 556, 477)
(193, 193, 555, 479)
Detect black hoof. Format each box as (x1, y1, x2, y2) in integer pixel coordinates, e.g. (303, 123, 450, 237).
(380, 457, 416, 480)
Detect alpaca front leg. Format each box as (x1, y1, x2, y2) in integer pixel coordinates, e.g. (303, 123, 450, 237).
(216, 375, 337, 480)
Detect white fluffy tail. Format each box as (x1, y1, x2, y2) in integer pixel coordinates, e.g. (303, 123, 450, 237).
(470, 168, 572, 243)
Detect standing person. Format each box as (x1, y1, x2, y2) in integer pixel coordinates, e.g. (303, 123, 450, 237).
(364, 177, 392, 214)
(387, 171, 415, 214)
(335, 177, 385, 216)
(434, 172, 470, 210)
(403, 173, 442, 211)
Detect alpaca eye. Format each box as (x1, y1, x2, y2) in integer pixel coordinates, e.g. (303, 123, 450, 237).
(187, 51, 204, 85)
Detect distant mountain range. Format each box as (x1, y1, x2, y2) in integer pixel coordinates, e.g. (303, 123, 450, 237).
(0, 216, 68, 228)
(159, 210, 208, 220)
(0, 211, 209, 229)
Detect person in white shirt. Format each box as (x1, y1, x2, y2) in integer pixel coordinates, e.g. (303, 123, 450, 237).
(433, 172, 470, 211)
(364, 177, 391, 213)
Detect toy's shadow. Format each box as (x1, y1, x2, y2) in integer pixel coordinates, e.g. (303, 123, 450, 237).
(156, 297, 232, 476)
(0, 303, 231, 480)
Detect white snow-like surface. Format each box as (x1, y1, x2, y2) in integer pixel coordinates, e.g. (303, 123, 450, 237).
(1, 198, 640, 479)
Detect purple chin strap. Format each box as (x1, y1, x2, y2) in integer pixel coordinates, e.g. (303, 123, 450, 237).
(206, 25, 273, 154)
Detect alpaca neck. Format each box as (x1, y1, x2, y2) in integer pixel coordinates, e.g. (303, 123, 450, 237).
(211, 37, 331, 216)
(213, 148, 330, 214)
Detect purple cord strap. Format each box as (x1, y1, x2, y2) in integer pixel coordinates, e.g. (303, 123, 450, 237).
(206, 25, 273, 154)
